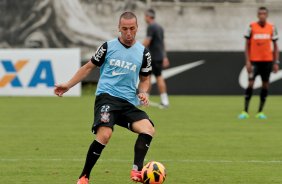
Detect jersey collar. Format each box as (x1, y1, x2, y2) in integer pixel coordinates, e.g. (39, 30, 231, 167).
(118, 38, 136, 49)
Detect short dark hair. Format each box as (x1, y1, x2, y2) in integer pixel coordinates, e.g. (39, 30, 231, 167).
(258, 6, 268, 13)
(119, 11, 138, 24)
(145, 8, 156, 19)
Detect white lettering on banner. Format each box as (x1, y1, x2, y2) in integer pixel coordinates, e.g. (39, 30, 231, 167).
(0, 49, 81, 96)
(109, 59, 137, 72)
(239, 66, 282, 89)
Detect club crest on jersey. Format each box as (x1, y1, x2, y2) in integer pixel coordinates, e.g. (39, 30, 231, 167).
(109, 59, 137, 72)
(101, 112, 110, 123)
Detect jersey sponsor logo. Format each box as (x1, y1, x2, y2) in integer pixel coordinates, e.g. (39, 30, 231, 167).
(93, 45, 106, 62)
(112, 70, 127, 76)
(239, 66, 282, 89)
(253, 33, 271, 40)
(151, 60, 205, 84)
(0, 60, 55, 88)
(109, 59, 137, 72)
(256, 42, 266, 46)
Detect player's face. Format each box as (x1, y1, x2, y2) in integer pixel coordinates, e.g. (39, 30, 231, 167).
(144, 15, 150, 24)
(257, 10, 268, 23)
(119, 18, 138, 45)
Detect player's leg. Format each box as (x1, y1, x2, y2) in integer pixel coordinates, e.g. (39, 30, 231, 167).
(130, 119, 155, 182)
(153, 61, 169, 107)
(239, 80, 254, 119)
(78, 127, 112, 180)
(244, 80, 254, 112)
(239, 62, 257, 119)
(118, 106, 155, 182)
(256, 62, 272, 119)
(156, 75, 169, 107)
(256, 81, 269, 119)
(78, 95, 116, 183)
(258, 81, 269, 113)
(132, 119, 155, 170)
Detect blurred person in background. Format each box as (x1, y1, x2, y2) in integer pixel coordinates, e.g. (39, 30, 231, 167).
(143, 8, 170, 108)
(238, 7, 279, 119)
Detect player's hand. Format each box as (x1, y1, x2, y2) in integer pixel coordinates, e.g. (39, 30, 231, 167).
(273, 63, 279, 73)
(246, 61, 252, 73)
(162, 57, 170, 69)
(138, 92, 149, 106)
(54, 83, 70, 97)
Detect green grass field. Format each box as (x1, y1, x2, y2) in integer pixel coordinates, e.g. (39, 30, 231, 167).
(1, 95, 282, 184)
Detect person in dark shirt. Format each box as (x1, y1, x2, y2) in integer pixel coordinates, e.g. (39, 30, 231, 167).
(143, 8, 170, 108)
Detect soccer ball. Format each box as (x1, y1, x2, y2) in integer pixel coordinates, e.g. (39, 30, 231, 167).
(141, 161, 166, 184)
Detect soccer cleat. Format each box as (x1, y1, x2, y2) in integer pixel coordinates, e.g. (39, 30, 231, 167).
(77, 175, 89, 184)
(256, 112, 267, 119)
(238, 111, 250, 119)
(130, 170, 143, 183)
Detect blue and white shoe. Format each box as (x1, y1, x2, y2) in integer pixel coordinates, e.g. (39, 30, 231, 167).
(256, 112, 267, 119)
(238, 111, 250, 119)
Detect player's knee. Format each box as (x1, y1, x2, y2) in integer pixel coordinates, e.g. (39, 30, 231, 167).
(149, 126, 155, 137)
(143, 122, 155, 137)
(262, 82, 269, 89)
(248, 81, 254, 88)
(98, 132, 112, 145)
(96, 126, 112, 144)
(133, 119, 155, 137)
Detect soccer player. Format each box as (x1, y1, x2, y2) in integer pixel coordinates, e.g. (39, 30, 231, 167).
(143, 8, 170, 108)
(54, 12, 154, 184)
(239, 7, 279, 119)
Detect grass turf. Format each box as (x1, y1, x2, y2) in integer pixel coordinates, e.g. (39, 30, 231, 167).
(0, 95, 282, 184)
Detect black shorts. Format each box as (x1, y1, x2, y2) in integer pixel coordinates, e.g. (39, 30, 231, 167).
(92, 93, 154, 134)
(249, 62, 273, 82)
(152, 60, 163, 77)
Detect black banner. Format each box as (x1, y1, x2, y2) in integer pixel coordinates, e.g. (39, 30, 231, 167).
(83, 52, 282, 95)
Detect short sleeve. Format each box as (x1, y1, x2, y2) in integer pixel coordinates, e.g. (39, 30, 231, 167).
(91, 42, 108, 67)
(272, 25, 279, 41)
(244, 25, 252, 39)
(140, 48, 152, 76)
(146, 24, 154, 39)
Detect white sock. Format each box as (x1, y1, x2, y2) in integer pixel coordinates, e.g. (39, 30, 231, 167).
(160, 93, 169, 106)
(132, 164, 138, 171)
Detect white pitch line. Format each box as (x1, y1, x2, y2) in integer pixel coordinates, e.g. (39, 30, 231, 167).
(1, 158, 282, 164)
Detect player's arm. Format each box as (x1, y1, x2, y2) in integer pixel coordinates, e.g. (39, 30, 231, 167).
(138, 48, 152, 105)
(244, 25, 252, 73)
(273, 41, 279, 73)
(143, 24, 153, 47)
(54, 61, 96, 97)
(138, 75, 151, 106)
(54, 42, 108, 97)
(162, 41, 170, 69)
(273, 26, 280, 73)
(143, 37, 151, 48)
(245, 39, 252, 73)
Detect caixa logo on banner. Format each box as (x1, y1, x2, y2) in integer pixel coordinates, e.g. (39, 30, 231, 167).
(0, 49, 81, 96)
(0, 60, 54, 88)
